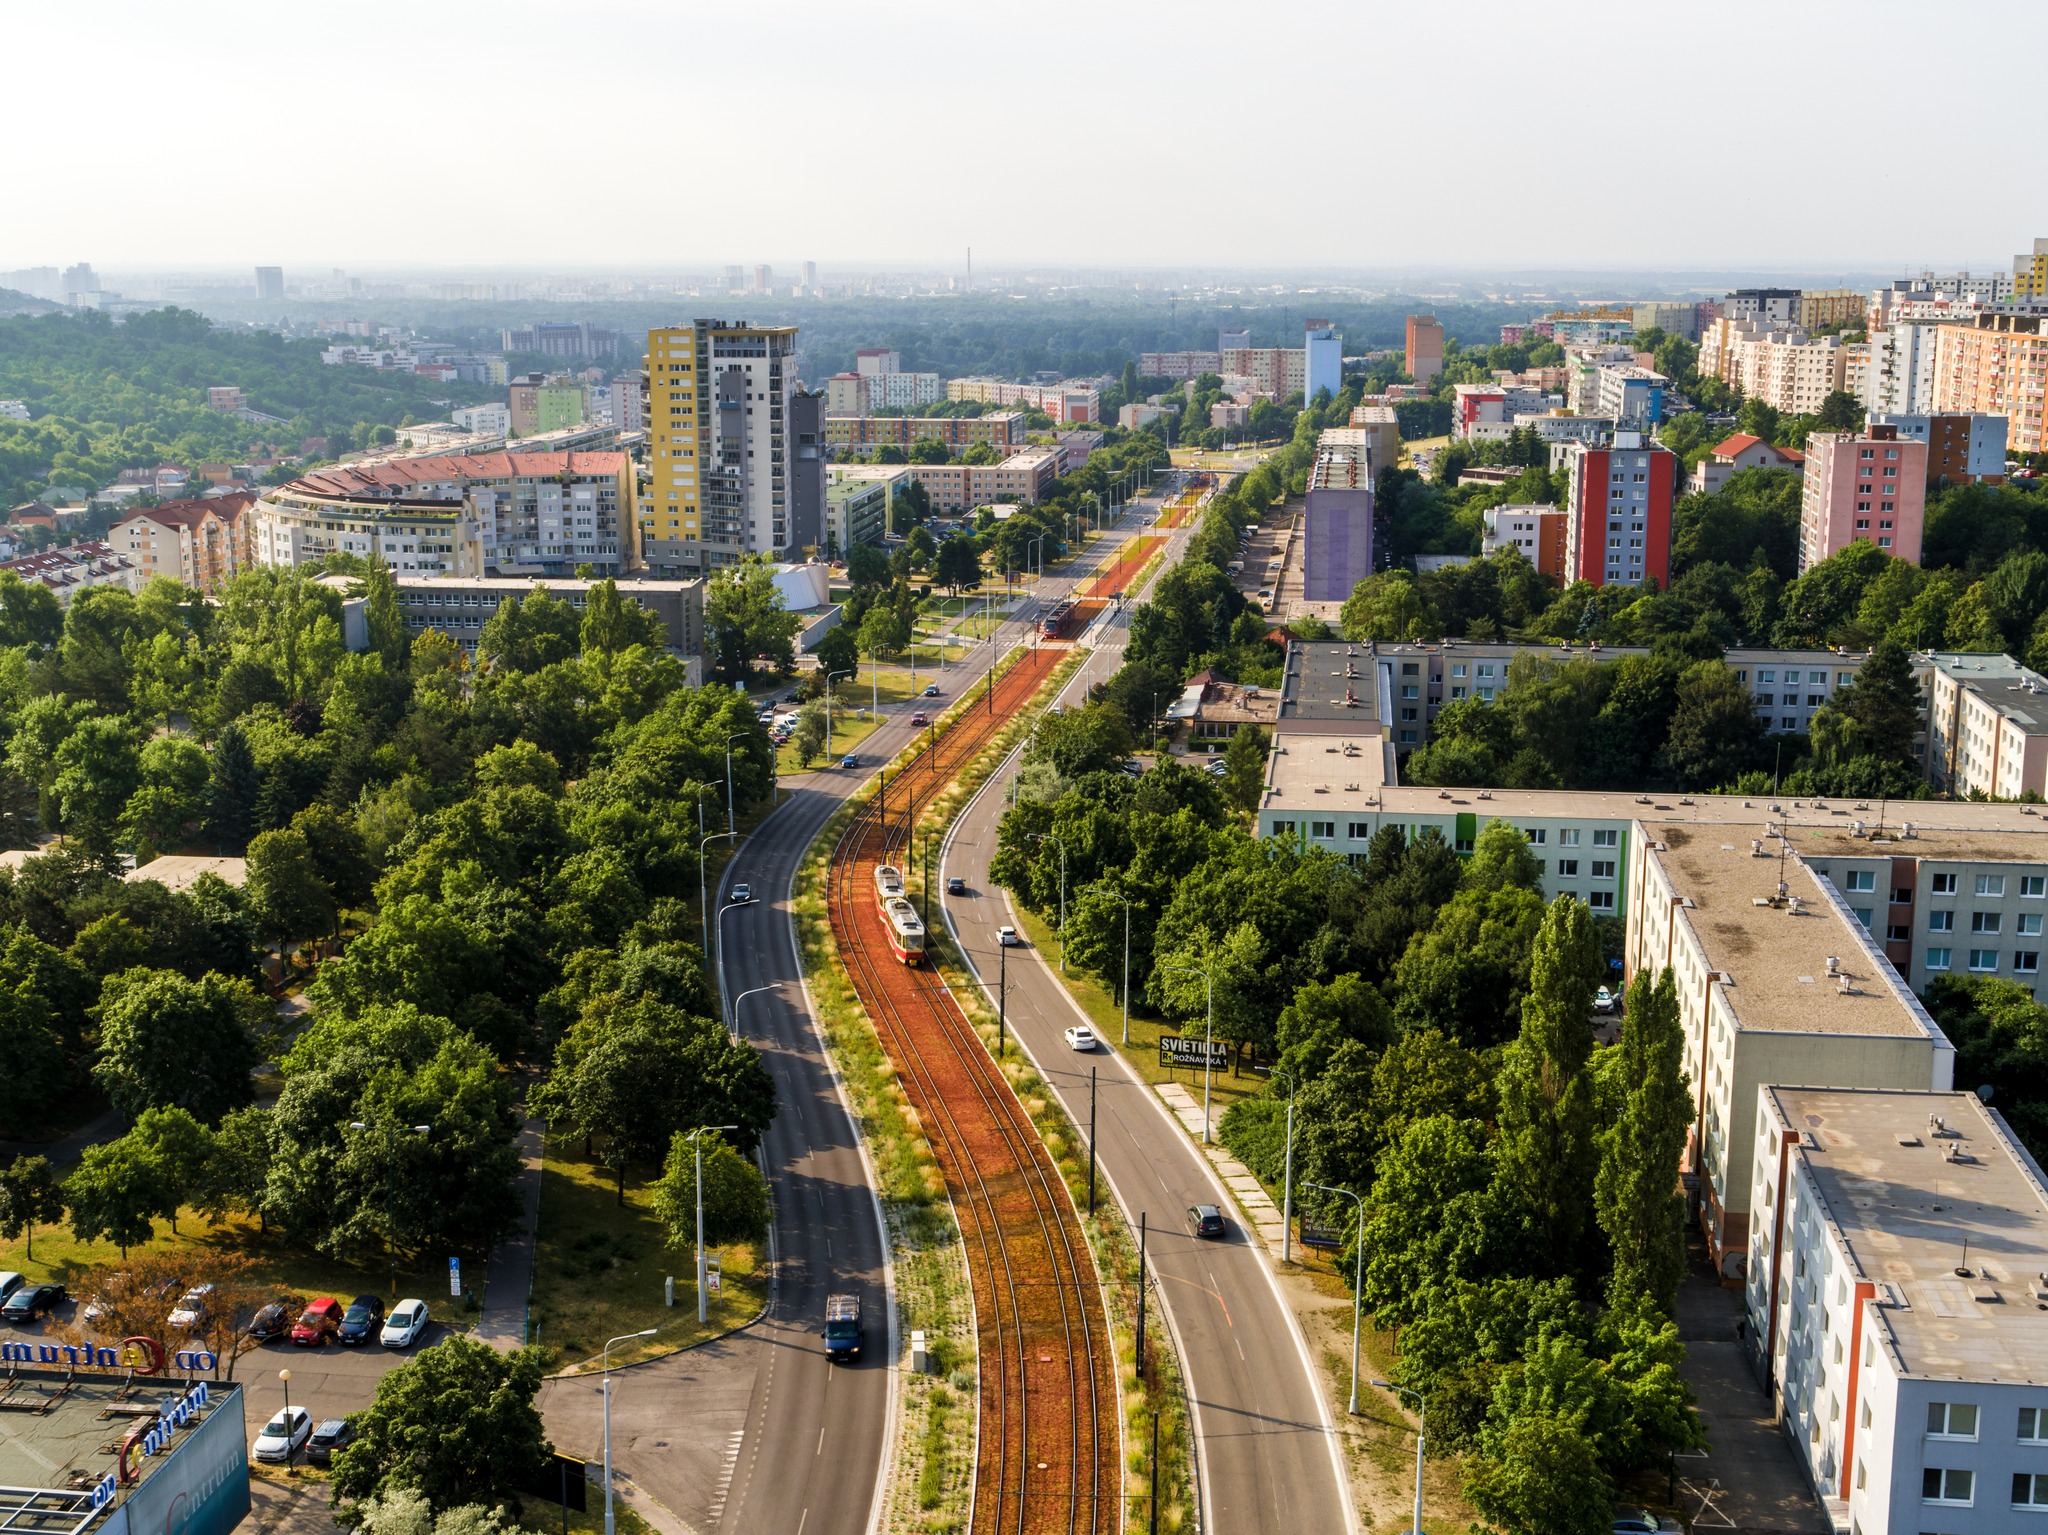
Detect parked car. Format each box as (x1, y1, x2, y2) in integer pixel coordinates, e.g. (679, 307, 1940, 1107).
(910, 712, 928, 726)
(1593, 986, 1616, 1015)
(336, 1295, 385, 1346)
(167, 1284, 214, 1332)
(946, 876, 967, 896)
(731, 883, 753, 904)
(306, 1419, 357, 1466)
(997, 925, 1020, 946)
(1185, 1204, 1226, 1240)
(0, 1283, 67, 1323)
(923, 684, 941, 697)
(290, 1297, 344, 1346)
(0, 1273, 25, 1307)
(1064, 1025, 1097, 1052)
(252, 1407, 312, 1464)
(1611, 1511, 1682, 1534)
(247, 1298, 302, 1343)
(1118, 759, 1142, 777)
(380, 1299, 429, 1348)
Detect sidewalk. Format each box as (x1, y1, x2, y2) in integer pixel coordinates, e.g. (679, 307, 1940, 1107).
(1158, 1082, 1288, 1253)
(475, 1115, 545, 1351)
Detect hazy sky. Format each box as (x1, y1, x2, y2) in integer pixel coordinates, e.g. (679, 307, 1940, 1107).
(12, 0, 2043, 275)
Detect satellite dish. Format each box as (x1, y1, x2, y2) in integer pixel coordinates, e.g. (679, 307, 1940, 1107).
(1978, 1084, 1995, 1104)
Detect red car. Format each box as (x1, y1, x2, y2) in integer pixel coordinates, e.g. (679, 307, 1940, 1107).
(290, 1297, 344, 1346)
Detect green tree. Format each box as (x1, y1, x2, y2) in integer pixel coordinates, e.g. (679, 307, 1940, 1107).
(120, 734, 210, 859)
(245, 826, 336, 957)
(580, 579, 667, 657)
(934, 535, 982, 592)
(129, 1105, 215, 1234)
(361, 557, 412, 671)
(0, 1156, 67, 1260)
(477, 588, 580, 673)
(1220, 724, 1268, 812)
(906, 438, 949, 465)
(329, 1336, 551, 1513)
(92, 967, 267, 1123)
(792, 701, 827, 768)
(1595, 967, 1690, 1316)
(1493, 896, 1602, 1269)
(650, 1129, 770, 1247)
(52, 715, 140, 857)
(1659, 660, 1767, 788)
(703, 555, 801, 682)
(1815, 390, 1863, 431)
(65, 1136, 171, 1255)
(1463, 817, 1544, 893)
(205, 722, 262, 850)
(1465, 1410, 1614, 1535)
(192, 1104, 274, 1231)
(1392, 886, 1548, 1048)
(858, 601, 907, 664)
(845, 541, 890, 589)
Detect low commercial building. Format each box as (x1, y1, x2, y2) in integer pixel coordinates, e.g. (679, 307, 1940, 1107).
(109, 493, 257, 595)
(343, 573, 703, 665)
(1689, 433, 1807, 497)
(1924, 651, 2048, 800)
(1162, 668, 1280, 744)
(1799, 423, 1928, 570)
(1747, 1086, 2048, 1533)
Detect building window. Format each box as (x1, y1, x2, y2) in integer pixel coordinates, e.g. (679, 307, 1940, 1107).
(1845, 870, 1876, 893)
(2017, 1473, 2048, 1509)
(1559, 829, 1580, 846)
(1887, 923, 1910, 942)
(1928, 947, 1953, 971)
(1932, 873, 1959, 894)
(1893, 886, 1913, 905)
(1973, 912, 2003, 934)
(1591, 860, 1616, 879)
(1588, 891, 1615, 911)
(1401, 684, 1419, 699)
(1310, 821, 1335, 839)
(2018, 1406, 2048, 1443)
(1558, 860, 1580, 877)
(1970, 949, 2000, 972)
(2023, 914, 2044, 937)
(1347, 822, 1373, 840)
(1928, 1402, 1980, 1439)
(1922, 1467, 1974, 1506)
(1271, 821, 1296, 835)
(2018, 952, 2041, 974)
(1854, 908, 1874, 929)
(1977, 874, 2008, 897)
(2025, 876, 2046, 899)
(1525, 828, 1547, 845)
(1593, 829, 1618, 848)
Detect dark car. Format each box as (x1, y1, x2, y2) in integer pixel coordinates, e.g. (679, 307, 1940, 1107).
(306, 1418, 357, 1466)
(290, 1296, 344, 1346)
(246, 1297, 303, 1343)
(946, 876, 967, 896)
(336, 1295, 385, 1345)
(1185, 1204, 1226, 1240)
(0, 1283, 67, 1323)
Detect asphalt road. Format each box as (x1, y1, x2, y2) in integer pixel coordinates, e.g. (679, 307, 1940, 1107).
(937, 507, 1360, 1532)
(540, 498, 1169, 1535)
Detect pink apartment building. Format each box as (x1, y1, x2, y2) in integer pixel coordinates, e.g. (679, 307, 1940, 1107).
(1797, 422, 1927, 572)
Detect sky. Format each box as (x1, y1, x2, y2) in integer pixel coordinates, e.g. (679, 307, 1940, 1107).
(10, 0, 2044, 276)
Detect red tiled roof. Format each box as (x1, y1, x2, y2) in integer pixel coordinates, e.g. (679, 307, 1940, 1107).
(116, 492, 256, 532)
(1711, 433, 1762, 457)
(1778, 446, 1805, 463)
(292, 452, 628, 499)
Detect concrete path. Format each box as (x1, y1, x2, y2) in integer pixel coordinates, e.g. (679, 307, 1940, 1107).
(1157, 1083, 1289, 1253)
(476, 1115, 545, 1351)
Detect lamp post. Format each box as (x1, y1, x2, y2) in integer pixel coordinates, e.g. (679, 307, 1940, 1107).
(278, 1369, 292, 1461)
(348, 1120, 429, 1295)
(1271, 1067, 1297, 1264)
(1026, 832, 1067, 972)
(716, 899, 756, 1039)
(1306, 1180, 1365, 1414)
(603, 1329, 658, 1535)
(1160, 963, 1216, 1143)
(687, 1126, 739, 1323)
(824, 669, 855, 760)
(727, 982, 782, 1041)
(698, 831, 736, 964)
(723, 731, 747, 837)
(1372, 1380, 1428, 1535)
(1084, 883, 1133, 1044)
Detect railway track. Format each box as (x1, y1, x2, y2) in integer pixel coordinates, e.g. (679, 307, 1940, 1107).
(827, 648, 1118, 1535)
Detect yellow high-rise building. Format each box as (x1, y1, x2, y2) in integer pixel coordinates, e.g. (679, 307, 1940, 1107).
(646, 323, 706, 556)
(2016, 237, 2048, 299)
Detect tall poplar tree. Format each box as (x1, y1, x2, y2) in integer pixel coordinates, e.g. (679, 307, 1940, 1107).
(1595, 966, 1691, 1316)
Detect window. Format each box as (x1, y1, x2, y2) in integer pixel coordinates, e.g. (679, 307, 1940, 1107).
(1927, 947, 1953, 971)
(1451, 663, 1467, 678)
(1855, 908, 1874, 929)
(1271, 821, 1296, 835)
(1401, 684, 1419, 699)
(1973, 912, 2003, 934)
(1589, 890, 1615, 910)
(1893, 886, 1913, 905)
(1400, 662, 1419, 676)
(1347, 822, 1373, 840)
(1757, 692, 1776, 706)
(1888, 923, 1910, 942)
(1977, 874, 2007, 897)
(1591, 860, 1616, 879)
(1929, 910, 1954, 931)
(1970, 949, 2000, 972)
(1525, 828, 1547, 844)
(1932, 873, 1959, 895)
(2017, 1473, 2048, 1509)
(1846, 870, 1876, 893)
(2019, 1405, 2048, 1443)
(1923, 1467, 1974, 1505)
(1310, 821, 1335, 839)
(1760, 670, 1776, 683)
(1593, 829, 1618, 848)
(2025, 876, 2045, 898)
(2018, 952, 2040, 974)
(1559, 829, 1580, 846)
(2028, 915, 2048, 938)
(1558, 860, 1580, 877)
(1928, 1402, 1980, 1439)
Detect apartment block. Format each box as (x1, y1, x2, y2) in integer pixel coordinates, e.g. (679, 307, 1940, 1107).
(1453, 383, 1556, 438)
(1633, 301, 1701, 341)
(1346, 403, 1400, 467)
(1303, 429, 1374, 602)
(1139, 351, 1221, 381)
(1405, 316, 1445, 385)
(1748, 1086, 2048, 1534)
(823, 466, 894, 556)
(866, 371, 943, 410)
(1863, 320, 1948, 416)
(1925, 652, 2048, 801)
(1798, 423, 1927, 570)
(824, 412, 1025, 453)
(2016, 235, 2048, 298)
(366, 574, 702, 661)
(608, 373, 646, 434)
(1701, 319, 1851, 414)
(1872, 412, 2008, 486)
(451, 402, 511, 436)
(1304, 320, 1342, 401)
(1593, 364, 1669, 425)
(110, 493, 257, 595)
(946, 377, 1100, 423)
(1546, 308, 1637, 346)
(1690, 432, 1807, 496)
(1726, 288, 1802, 325)
(1480, 505, 1567, 577)
(1561, 432, 1676, 588)
(1932, 312, 2048, 456)
(884, 450, 1059, 514)
(0, 542, 138, 605)
(1795, 288, 1865, 330)
(644, 320, 824, 571)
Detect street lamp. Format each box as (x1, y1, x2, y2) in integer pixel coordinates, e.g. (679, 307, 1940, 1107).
(1306, 1181, 1365, 1414)
(1083, 882, 1133, 1044)
(603, 1329, 658, 1535)
(727, 982, 782, 1041)
(723, 731, 748, 837)
(348, 1120, 429, 1295)
(824, 669, 855, 759)
(1271, 1067, 1298, 1264)
(1159, 964, 1216, 1143)
(277, 1369, 292, 1461)
(1026, 832, 1067, 972)
(716, 900, 755, 1038)
(687, 1126, 739, 1323)
(698, 830, 736, 959)
(1372, 1380, 1428, 1535)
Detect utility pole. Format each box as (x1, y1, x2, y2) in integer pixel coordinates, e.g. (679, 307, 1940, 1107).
(1087, 1066, 1097, 1215)
(1135, 1211, 1146, 1373)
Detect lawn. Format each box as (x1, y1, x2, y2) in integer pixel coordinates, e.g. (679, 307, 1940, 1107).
(775, 661, 998, 776)
(527, 1135, 766, 1372)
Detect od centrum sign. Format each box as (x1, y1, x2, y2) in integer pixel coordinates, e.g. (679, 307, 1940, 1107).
(0, 1334, 219, 1374)
(1157, 1035, 1231, 1069)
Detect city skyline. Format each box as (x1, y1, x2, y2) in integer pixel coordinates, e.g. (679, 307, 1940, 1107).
(10, 0, 2042, 271)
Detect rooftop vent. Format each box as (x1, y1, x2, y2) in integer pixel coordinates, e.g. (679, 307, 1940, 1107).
(1826, 955, 1840, 976)
(1752, 840, 1767, 856)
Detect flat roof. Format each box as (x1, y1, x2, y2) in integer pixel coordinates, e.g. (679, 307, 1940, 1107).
(1262, 732, 1393, 809)
(1647, 822, 1929, 1038)
(1371, 786, 2048, 839)
(1771, 1087, 2048, 1383)
(1277, 642, 1383, 724)
(1927, 651, 2048, 737)
(127, 855, 245, 892)
(0, 1373, 235, 1533)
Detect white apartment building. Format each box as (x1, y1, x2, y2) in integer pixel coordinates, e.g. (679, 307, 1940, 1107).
(451, 402, 510, 436)
(1566, 345, 1638, 412)
(1700, 319, 1851, 414)
(1594, 364, 1669, 424)
(1924, 652, 2048, 801)
(1748, 1086, 2048, 1535)
(1863, 322, 1946, 416)
(867, 370, 943, 409)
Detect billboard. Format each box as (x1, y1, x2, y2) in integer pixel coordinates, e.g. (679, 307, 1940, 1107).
(125, 1385, 249, 1535)
(1157, 1035, 1230, 1069)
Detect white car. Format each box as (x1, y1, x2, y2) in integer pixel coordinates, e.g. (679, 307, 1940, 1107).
(0, 1273, 23, 1308)
(1064, 1026, 1097, 1051)
(380, 1298, 429, 1348)
(1594, 986, 1616, 1015)
(252, 1406, 311, 1464)
(998, 926, 1021, 947)
(167, 1284, 214, 1331)
(731, 883, 753, 904)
